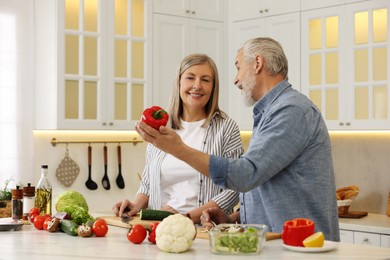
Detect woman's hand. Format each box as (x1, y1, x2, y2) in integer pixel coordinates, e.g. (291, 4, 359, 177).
(112, 199, 139, 217)
(160, 205, 179, 214)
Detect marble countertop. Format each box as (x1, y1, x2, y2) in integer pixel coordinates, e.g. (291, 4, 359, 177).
(339, 213, 390, 235)
(1, 221, 390, 259)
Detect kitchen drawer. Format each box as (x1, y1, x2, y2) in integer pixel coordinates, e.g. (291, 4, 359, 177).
(381, 234, 390, 248)
(354, 231, 381, 247)
(339, 229, 354, 244)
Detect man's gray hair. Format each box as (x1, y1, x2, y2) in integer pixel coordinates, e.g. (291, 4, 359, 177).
(239, 37, 288, 79)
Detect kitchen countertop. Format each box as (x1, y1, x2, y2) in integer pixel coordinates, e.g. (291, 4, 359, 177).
(1, 221, 390, 259)
(339, 213, 390, 235)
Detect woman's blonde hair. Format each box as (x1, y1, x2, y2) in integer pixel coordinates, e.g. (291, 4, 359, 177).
(168, 54, 223, 129)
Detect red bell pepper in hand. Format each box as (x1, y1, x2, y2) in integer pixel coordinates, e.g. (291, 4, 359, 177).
(281, 218, 315, 247)
(147, 222, 159, 244)
(141, 106, 169, 130)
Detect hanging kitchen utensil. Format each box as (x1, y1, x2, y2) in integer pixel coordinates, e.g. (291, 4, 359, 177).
(85, 145, 98, 190)
(101, 144, 111, 190)
(115, 144, 125, 189)
(56, 144, 80, 187)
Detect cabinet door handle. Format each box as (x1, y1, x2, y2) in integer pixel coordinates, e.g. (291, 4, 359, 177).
(264, 9, 269, 13)
(102, 122, 107, 126)
(345, 122, 351, 126)
(191, 11, 195, 15)
(259, 10, 264, 13)
(339, 122, 344, 126)
(186, 10, 190, 14)
(363, 237, 369, 242)
(109, 122, 113, 126)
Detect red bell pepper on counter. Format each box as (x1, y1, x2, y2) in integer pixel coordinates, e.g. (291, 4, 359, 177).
(141, 106, 169, 130)
(281, 218, 315, 247)
(147, 222, 159, 244)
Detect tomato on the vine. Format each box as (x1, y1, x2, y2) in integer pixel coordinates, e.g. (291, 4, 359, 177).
(33, 215, 46, 230)
(127, 224, 147, 244)
(42, 216, 53, 230)
(92, 219, 108, 237)
(29, 207, 40, 217)
(29, 213, 39, 224)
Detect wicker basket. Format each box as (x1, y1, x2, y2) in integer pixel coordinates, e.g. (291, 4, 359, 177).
(0, 200, 12, 218)
(337, 199, 353, 215)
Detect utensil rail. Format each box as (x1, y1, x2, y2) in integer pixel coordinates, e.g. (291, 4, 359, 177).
(50, 137, 143, 147)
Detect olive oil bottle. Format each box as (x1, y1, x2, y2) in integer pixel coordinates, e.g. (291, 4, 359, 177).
(35, 165, 52, 215)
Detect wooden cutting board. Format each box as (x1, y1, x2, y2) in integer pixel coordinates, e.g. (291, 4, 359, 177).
(96, 215, 281, 240)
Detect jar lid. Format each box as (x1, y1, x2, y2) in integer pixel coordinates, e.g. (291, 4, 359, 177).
(12, 187, 23, 199)
(22, 183, 35, 197)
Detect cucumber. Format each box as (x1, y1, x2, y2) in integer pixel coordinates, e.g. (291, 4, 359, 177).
(60, 219, 79, 236)
(140, 209, 174, 221)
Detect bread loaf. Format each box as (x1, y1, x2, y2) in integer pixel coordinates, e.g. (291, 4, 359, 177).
(336, 185, 359, 200)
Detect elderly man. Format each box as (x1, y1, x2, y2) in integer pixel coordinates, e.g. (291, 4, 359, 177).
(136, 37, 340, 241)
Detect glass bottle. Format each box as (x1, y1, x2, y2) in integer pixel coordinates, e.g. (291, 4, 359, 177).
(22, 183, 35, 220)
(11, 186, 23, 220)
(35, 165, 52, 215)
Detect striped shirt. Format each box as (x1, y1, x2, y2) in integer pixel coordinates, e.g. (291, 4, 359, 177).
(137, 112, 244, 214)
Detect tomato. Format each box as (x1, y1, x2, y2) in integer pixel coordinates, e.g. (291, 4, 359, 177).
(33, 215, 46, 230)
(42, 215, 53, 231)
(29, 213, 39, 224)
(92, 219, 108, 237)
(29, 207, 40, 217)
(127, 224, 147, 244)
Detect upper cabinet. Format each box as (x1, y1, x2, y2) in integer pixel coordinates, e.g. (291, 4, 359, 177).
(153, 0, 225, 21)
(228, 0, 300, 130)
(301, 0, 389, 130)
(34, 0, 152, 130)
(230, 0, 300, 22)
(152, 0, 228, 111)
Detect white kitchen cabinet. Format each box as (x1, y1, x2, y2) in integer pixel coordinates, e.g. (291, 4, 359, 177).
(381, 234, 390, 248)
(301, 0, 369, 11)
(153, 0, 225, 22)
(152, 12, 227, 111)
(301, 0, 390, 130)
(354, 231, 381, 247)
(35, 0, 152, 130)
(228, 12, 301, 130)
(339, 213, 390, 248)
(230, 0, 300, 22)
(340, 229, 354, 244)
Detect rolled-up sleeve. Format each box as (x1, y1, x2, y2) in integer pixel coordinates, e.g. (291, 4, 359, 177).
(209, 155, 229, 188)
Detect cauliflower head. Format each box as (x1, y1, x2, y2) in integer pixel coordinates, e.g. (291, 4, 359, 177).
(155, 214, 196, 253)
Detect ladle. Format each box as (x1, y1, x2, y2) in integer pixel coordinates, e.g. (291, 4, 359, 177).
(116, 144, 125, 189)
(85, 145, 98, 190)
(101, 145, 111, 190)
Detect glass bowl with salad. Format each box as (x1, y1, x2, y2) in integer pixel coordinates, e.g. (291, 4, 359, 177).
(208, 224, 268, 255)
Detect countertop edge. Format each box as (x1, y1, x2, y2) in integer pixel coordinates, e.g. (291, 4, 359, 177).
(338, 213, 390, 235)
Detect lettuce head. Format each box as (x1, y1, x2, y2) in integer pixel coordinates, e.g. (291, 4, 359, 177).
(55, 190, 89, 212)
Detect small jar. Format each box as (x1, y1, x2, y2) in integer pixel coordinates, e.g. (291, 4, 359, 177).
(11, 186, 23, 220)
(22, 183, 35, 220)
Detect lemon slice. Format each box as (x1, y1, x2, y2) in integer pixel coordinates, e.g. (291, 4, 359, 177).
(303, 232, 325, 247)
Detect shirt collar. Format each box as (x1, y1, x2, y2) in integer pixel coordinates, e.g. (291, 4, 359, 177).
(253, 80, 291, 116)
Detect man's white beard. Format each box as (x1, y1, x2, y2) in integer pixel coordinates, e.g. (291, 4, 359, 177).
(241, 73, 257, 107)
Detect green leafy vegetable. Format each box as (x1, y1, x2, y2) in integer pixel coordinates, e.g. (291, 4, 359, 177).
(59, 205, 94, 225)
(55, 190, 89, 212)
(214, 226, 259, 253)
